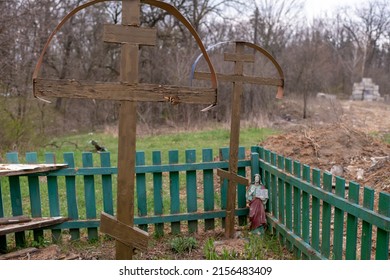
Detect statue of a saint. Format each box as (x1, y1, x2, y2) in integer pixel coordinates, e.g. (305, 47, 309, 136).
(246, 174, 268, 234)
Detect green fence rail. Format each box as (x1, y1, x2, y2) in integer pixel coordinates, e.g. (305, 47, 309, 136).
(252, 146, 390, 260)
(0, 146, 389, 260)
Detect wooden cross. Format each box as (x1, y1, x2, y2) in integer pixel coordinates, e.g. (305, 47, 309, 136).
(33, 0, 217, 259)
(194, 41, 284, 238)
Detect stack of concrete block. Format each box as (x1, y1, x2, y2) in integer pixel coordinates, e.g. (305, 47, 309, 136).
(351, 78, 382, 101)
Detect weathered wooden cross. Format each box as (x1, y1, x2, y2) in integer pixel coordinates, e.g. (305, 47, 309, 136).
(194, 41, 284, 238)
(33, 0, 217, 259)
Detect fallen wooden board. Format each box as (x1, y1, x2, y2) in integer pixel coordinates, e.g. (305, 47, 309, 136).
(0, 216, 32, 226)
(0, 164, 68, 177)
(0, 217, 68, 236)
(0, 247, 38, 260)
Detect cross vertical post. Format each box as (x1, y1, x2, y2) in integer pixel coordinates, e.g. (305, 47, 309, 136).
(115, 0, 139, 260)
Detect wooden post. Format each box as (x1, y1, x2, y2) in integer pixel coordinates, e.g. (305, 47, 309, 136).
(115, 0, 139, 260)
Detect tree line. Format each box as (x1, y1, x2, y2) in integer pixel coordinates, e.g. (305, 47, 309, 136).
(0, 0, 389, 151)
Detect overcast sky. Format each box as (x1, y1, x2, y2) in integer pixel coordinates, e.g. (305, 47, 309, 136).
(305, 0, 365, 18)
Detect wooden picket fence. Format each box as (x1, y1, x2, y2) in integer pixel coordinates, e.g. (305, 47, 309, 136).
(0, 146, 389, 260)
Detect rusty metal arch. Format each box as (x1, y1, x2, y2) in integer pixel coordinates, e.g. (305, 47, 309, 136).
(32, 0, 218, 110)
(190, 40, 284, 99)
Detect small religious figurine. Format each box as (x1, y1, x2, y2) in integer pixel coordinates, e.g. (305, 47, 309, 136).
(246, 174, 268, 234)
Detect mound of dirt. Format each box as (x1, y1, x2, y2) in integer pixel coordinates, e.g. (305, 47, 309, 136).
(260, 123, 390, 193)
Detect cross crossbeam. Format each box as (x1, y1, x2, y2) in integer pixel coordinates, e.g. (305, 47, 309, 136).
(34, 79, 216, 104)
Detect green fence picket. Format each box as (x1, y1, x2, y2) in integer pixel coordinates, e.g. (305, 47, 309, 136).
(203, 148, 214, 231)
(361, 186, 375, 260)
(153, 151, 164, 236)
(301, 165, 311, 259)
(100, 152, 114, 216)
(6, 153, 25, 247)
(375, 192, 389, 260)
(311, 169, 321, 252)
(237, 147, 247, 226)
(321, 172, 333, 259)
(264, 150, 271, 213)
(0, 179, 6, 253)
(82, 152, 98, 241)
(250, 147, 260, 182)
(219, 147, 229, 228)
(169, 150, 180, 234)
(293, 160, 302, 258)
(136, 151, 148, 232)
(285, 157, 293, 251)
(277, 155, 285, 244)
(186, 149, 198, 233)
(25, 152, 44, 243)
(345, 182, 360, 260)
(333, 177, 346, 259)
(270, 152, 278, 221)
(63, 152, 80, 240)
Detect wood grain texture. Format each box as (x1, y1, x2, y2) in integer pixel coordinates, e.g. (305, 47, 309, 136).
(103, 24, 156, 45)
(224, 52, 255, 63)
(34, 78, 216, 104)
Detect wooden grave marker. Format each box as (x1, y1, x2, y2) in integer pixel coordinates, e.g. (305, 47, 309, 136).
(194, 41, 284, 238)
(32, 0, 217, 259)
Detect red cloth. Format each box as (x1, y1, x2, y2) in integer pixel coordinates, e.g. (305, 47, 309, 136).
(249, 198, 267, 230)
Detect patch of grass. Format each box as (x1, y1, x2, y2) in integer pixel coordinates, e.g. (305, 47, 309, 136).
(384, 134, 390, 144)
(170, 236, 198, 254)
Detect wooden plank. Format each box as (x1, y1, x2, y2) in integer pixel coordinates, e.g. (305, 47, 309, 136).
(45, 153, 62, 242)
(217, 169, 249, 186)
(284, 158, 293, 251)
(345, 182, 360, 260)
(169, 150, 180, 234)
(103, 24, 156, 45)
(224, 52, 255, 62)
(34, 78, 216, 104)
(82, 153, 98, 241)
(0, 247, 38, 260)
(135, 151, 148, 232)
(0, 216, 31, 225)
(0, 217, 68, 236)
(99, 213, 148, 251)
(100, 152, 114, 215)
(153, 151, 164, 237)
(6, 153, 25, 247)
(264, 150, 271, 213)
(293, 161, 302, 259)
(250, 149, 260, 181)
(63, 153, 80, 240)
(301, 165, 310, 259)
(0, 163, 67, 176)
(361, 187, 374, 260)
(333, 177, 346, 259)
(186, 149, 198, 233)
(277, 155, 285, 245)
(375, 192, 390, 260)
(203, 149, 214, 231)
(219, 148, 229, 228)
(224, 42, 245, 239)
(25, 152, 44, 242)
(194, 72, 283, 86)
(237, 147, 247, 226)
(311, 169, 321, 252)
(270, 152, 278, 219)
(321, 172, 332, 259)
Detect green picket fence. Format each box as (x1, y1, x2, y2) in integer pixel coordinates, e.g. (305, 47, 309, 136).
(0, 147, 252, 253)
(252, 146, 390, 260)
(0, 146, 389, 260)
